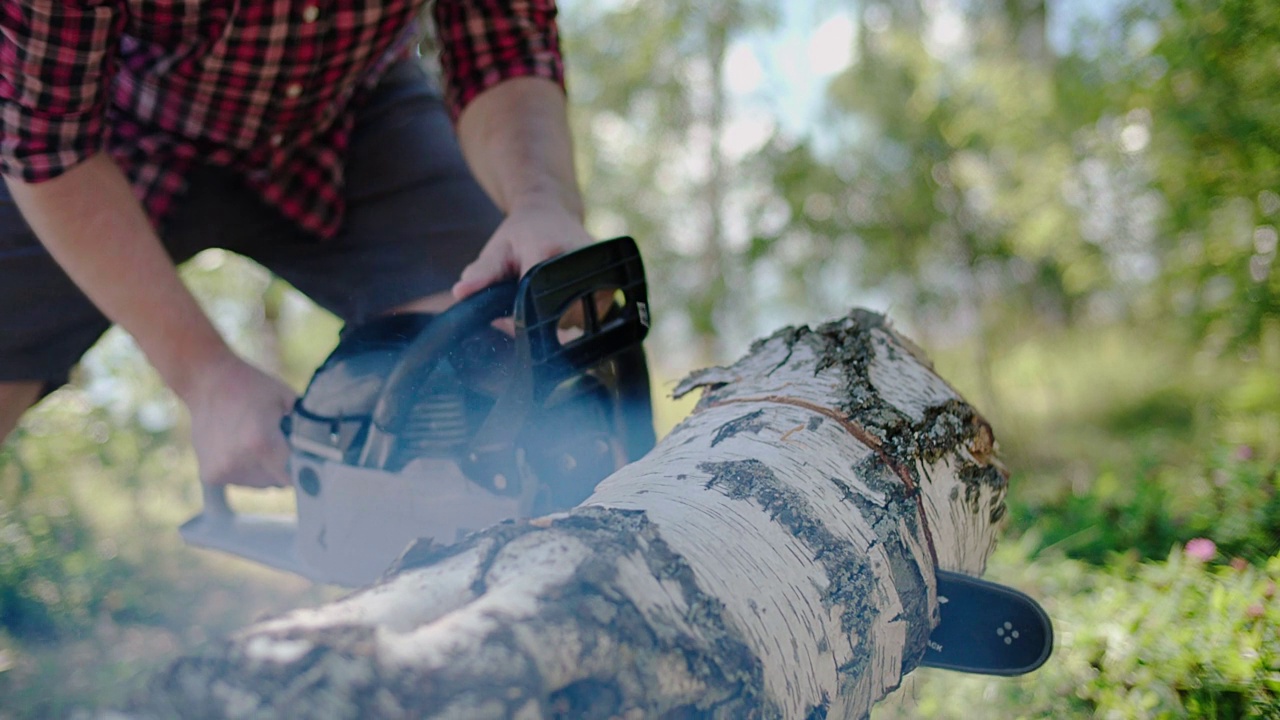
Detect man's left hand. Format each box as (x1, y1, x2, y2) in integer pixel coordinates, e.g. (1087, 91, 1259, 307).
(452, 201, 594, 299)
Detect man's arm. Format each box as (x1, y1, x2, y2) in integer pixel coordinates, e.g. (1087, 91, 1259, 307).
(432, 0, 593, 298)
(4, 155, 295, 487)
(2, 0, 294, 486)
(455, 77, 583, 220)
(6, 155, 229, 399)
(450, 76, 593, 298)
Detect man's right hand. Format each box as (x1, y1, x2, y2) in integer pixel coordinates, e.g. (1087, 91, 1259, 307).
(182, 354, 297, 488)
(6, 155, 297, 488)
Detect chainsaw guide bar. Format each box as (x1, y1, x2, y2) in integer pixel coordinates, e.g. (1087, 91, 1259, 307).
(921, 570, 1053, 676)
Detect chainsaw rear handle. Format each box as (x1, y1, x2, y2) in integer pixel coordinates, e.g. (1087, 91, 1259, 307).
(370, 236, 650, 434)
(196, 482, 234, 522)
(465, 236, 653, 475)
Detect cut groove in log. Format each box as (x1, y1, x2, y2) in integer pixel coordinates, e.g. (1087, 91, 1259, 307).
(137, 310, 1008, 720)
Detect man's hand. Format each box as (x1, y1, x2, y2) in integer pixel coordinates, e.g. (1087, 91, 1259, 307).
(452, 201, 595, 299)
(182, 354, 297, 488)
(452, 76, 591, 298)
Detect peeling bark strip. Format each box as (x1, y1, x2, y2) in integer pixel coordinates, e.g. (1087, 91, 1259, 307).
(138, 310, 1008, 720)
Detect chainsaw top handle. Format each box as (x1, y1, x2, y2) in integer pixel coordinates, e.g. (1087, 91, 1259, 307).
(359, 236, 652, 472)
(366, 279, 518, 438)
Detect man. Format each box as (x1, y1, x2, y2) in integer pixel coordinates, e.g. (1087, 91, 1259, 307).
(0, 1, 592, 488)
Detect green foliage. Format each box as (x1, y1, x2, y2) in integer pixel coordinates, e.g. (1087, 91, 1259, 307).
(1143, 0, 1280, 350)
(1014, 442, 1280, 566)
(759, 1, 1131, 337)
(0, 438, 154, 643)
(976, 322, 1280, 567)
(0, 493, 134, 640)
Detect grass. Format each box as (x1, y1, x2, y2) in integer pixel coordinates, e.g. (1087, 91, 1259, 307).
(0, 516, 330, 718)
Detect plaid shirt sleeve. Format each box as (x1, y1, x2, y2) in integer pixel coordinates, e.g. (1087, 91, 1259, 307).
(432, 0, 566, 120)
(0, 0, 125, 182)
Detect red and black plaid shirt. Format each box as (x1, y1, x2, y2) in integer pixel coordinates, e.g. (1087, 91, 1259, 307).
(0, 0, 564, 239)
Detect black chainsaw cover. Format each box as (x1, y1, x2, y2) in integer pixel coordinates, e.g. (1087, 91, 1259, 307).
(297, 313, 434, 423)
(291, 311, 619, 510)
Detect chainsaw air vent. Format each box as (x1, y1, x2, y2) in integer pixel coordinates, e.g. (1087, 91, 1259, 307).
(395, 362, 468, 461)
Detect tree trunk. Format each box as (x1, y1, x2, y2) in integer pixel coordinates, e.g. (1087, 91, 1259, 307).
(137, 309, 1007, 720)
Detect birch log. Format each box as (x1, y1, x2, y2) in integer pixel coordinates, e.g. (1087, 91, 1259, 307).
(138, 310, 1008, 720)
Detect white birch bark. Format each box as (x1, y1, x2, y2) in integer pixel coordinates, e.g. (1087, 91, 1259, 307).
(137, 310, 1008, 720)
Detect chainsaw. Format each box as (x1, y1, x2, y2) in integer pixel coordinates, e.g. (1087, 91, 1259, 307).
(180, 236, 655, 587)
(179, 236, 1051, 677)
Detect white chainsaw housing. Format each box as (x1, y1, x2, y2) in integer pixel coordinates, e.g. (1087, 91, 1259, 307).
(181, 454, 531, 587)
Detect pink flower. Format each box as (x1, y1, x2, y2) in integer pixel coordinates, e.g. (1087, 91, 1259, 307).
(1236, 445, 1255, 462)
(1247, 603, 1266, 620)
(1184, 538, 1217, 562)
(1231, 557, 1249, 572)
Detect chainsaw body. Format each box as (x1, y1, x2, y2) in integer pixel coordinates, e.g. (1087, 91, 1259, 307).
(181, 237, 654, 586)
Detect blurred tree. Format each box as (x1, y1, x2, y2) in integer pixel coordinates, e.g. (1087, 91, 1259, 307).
(563, 0, 781, 367)
(1139, 0, 1280, 351)
(558, 0, 1195, 419)
(745, 0, 1280, 361)
(731, 1, 1181, 414)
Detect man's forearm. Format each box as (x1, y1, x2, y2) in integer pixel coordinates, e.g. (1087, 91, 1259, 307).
(4, 153, 232, 400)
(455, 76, 584, 218)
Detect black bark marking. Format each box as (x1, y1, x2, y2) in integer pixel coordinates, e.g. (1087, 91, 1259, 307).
(143, 508, 776, 720)
(914, 400, 977, 461)
(547, 508, 776, 719)
(765, 329, 802, 376)
(829, 476, 872, 508)
(959, 464, 1009, 524)
(388, 537, 454, 574)
(837, 651, 869, 683)
(831, 458, 932, 672)
(804, 693, 831, 719)
(698, 460, 878, 680)
(466, 523, 536, 596)
(711, 409, 767, 447)
(549, 679, 622, 719)
(849, 455, 905, 501)
(806, 415, 824, 432)
(388, 517, 538, 585)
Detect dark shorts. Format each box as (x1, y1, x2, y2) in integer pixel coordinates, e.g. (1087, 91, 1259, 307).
(0, 60, 502, 391)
